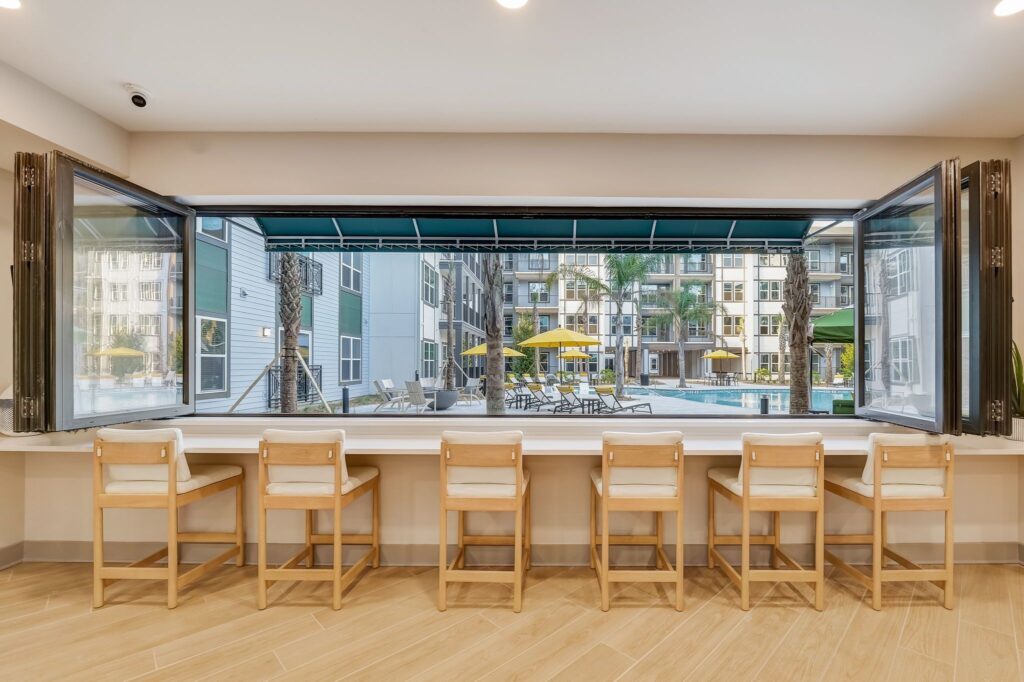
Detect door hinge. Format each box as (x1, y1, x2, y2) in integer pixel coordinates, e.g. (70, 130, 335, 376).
(989, 171, 1002, 195)
(18, 397, 39, 420)
(989, 246, 1005, 268)
(989, 400, 1004, 422)
(20, 241, 39, 262)
(21, 165, 37, 188)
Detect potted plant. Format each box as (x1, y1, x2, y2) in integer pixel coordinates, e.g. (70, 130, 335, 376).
(1010, 342, 1024, 441)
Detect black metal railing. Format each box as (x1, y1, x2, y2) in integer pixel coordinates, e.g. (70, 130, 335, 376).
(808, 260, 855, 275)
(267, 253, 324, 296)
(267, 364, 323, 409)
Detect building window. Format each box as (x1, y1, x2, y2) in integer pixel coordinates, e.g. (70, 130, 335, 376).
(528, 282, 549, 303)
(198, 316, 227, 393)
(422, 263, 439, 306)
(340, 253, 362, 292)
(890, 336, 917, 384)
(538, 314, 551, 332)
(197, 217, 228, 242)
(502, 254, 514, 270)
(140, 252, 162, 269)
(566, 314, 598, 335)
(722, 316, 744, 336)
(503, 314, 514, 336)
(109, 283, 128, 302)
(722, 253, 744, 268)
(758, 254, 789, 267)
(758, 315, 781, 336)
(90, 282, 103, 301)
(340, 335, 362, 383)
(888, 250, 911, 295)
(422, 340, 438, 379)
(758, 352, 790, 374)
(810, 283, 821, 304)
(611, 314, 634, 337)
(107, 252, 129, 270)
(806, 250, 820, 271)
(722, 281, 744, 302)
(758, 280, 783, 301)
(108, 314, 129, 334)
(138, 281, 162, 301)
(503, 282, 514, 304)
(138, 314, 161, 336)
(839, 251, 853, 274)
(528, 254, 550, 270)
(687, 321, 708, 338)
(840, 284, 853, 306)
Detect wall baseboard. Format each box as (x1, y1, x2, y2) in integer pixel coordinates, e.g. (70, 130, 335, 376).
(16, 540, 1023, 568)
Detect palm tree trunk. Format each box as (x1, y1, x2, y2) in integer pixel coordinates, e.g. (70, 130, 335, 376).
(783, 254, 811, 414)
(443, 272, 456, 391)
(822, 342, 835, 386)
(483, 253, 506, 415)
(614, 300, 625, 396)
(278, 252, 302, 414)
(676, 325, 687, 389)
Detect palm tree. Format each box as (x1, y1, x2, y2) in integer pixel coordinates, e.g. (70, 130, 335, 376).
(442, 270, 457, 391)
(551, 262, 606, 379)
(653, 286, 724, 388)
(775, 312, 788, 384)
(482, 253, 506, 414)
(277, 252, 302, 413)
(821, 342, 835, 386)
(604, 254, 663, 397)
(783, 253, 811, 414)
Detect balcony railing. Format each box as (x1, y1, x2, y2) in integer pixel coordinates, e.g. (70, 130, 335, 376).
(267, 364, 323, 409)
(807, 260, 855, 275)
(268, 253, 324, 296)
(811, 296, 842, 308)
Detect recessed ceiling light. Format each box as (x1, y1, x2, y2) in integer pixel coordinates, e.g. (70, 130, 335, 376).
(994, 0, 1024, 16)
(0, 0, 22, 9)
(496, 0, 528, 9)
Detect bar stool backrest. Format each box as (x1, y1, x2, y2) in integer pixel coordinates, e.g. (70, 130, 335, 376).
(740, 432, 823, 488)
(95, 427, 189, 482)
(601, 431, 683, 490)
(865, 433, 951, 487)
(261, 429, 347, 485)
(440, 430, 524, 487)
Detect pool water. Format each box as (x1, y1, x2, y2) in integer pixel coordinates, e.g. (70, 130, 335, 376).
(637, 387, 853, 413)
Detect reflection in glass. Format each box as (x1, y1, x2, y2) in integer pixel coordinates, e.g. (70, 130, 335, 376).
(960, 184, 971, 419)
(71, 175, 184, 418)
(861, 183, 937, 421)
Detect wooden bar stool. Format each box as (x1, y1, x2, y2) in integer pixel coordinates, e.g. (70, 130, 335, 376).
(257, 429, 380, 611)
(707, 432, 825, 610)
(438, 430, 530, 613)
(92, 428, 244, 609)
(824, 433, 954, 610)
(590, 431, 685, 611)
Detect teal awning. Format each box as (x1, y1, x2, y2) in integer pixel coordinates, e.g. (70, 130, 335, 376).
(251, 214, 816, 252)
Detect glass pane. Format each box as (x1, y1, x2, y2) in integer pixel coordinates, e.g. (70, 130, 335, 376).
(861, 181, 938, 422)
(960, 182, 971, 420)
(71, 174, 184, 418)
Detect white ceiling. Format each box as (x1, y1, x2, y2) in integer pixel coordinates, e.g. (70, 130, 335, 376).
(0, 0, 1022, 137)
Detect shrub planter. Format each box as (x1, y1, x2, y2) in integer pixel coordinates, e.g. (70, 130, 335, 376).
(432, 389, 459, 411)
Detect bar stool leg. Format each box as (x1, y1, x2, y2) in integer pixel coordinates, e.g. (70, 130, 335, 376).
(456, 511, 466, 569)
(513, 502, 524, 613)
(525, 486, 532, 571)
(655, 511, 664, 569)
(600, 500, 610, 612)
(372, 478, 381, 568)
(707, 489, 715, 569)
(257, 495, 268, 610)
(167, 504, 179, 609)
(675, 505, 685, 612)
(589, 486, 597, 570)
(740, 504, 750, 611)
(772, 511, 782, 569)
(305, 510, 315, 569)
(871, 503, 883, 611)
(814, 500, 825, 611)
(332, 501, 343, 610)
(235, 477, 245, 567)
(93, 504, 105, 608)
(943, 508, 955, 609)
(438, 507, 447, 611)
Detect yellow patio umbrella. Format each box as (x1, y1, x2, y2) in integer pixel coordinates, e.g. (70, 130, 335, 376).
(519, 327, 601, 377)
(461, 343, 525, 357)
(559, 350, 591, 359)
(90, 347, 145, 358)
(702, 349, 740, 376)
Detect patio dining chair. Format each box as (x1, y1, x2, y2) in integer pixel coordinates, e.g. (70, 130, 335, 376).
(405, 381, 434, 414)
(594, 386, 653, 414)
(373, 379, 407, 412)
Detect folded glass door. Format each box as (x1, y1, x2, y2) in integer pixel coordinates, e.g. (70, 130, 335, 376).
(854, 161, 960, 433)
(14, 151, 195, 431)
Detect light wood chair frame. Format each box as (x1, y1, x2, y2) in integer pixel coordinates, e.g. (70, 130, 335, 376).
(824, 442, 955, 610)
(438, 437, 531, 613)
(707, 441, 826, 610)
(590, 439, 685, 611)
(256, 439, 380, 610)
(92, 438, 244, 609)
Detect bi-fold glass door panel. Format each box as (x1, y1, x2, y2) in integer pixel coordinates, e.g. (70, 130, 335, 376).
(13, 151, 195, 431)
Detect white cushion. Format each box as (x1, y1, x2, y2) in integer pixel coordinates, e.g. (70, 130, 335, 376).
(265, 466, 379, 496)
(590, 469, 677, 497)
(447, 471, 529, 498)
(104, 464, 241, 494)
(864, 433, 949, 486)
(708, 467, 817, 498)
(262, 429, 348, 485)
(738, 432, 823, 487)
(442, 430, 523, 486)
(96, 427, 190, 482)
(826, 467, 945, 499)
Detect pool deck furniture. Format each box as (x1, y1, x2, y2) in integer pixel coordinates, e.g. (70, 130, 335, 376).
(438, 431, 531, 613)
(257, 429, 380, 610)
(824, 433, 954, 610)
(708, 432, 826, 611)
(594, 386, 653, 414)
(591, 431, 685, 611)
(554, 385, 585, 413)
(373, 379, 407, 412)
(525, 383, 557, 411)
(92, 427, 244, 609)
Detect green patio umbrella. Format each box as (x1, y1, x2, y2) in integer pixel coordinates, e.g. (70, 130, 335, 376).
(811, 307, 854, 344)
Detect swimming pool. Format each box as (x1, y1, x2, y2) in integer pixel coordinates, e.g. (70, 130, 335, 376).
(632, 387, 853, 413)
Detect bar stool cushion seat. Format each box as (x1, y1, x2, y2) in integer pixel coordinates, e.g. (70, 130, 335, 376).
(864, 434, 948, 486)
(590, 468, 676, 497)
(447, 471, 530, 498)
(104, 464, 241, 494)
(708, 467, 816, 498)
(825, 468, 945, 499)
(265, 466, 379, 496)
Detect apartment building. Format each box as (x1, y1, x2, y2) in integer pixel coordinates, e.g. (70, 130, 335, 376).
(440, 253, 487, 383)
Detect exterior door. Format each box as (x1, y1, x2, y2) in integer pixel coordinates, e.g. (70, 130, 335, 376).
(14, 151, 196, 431)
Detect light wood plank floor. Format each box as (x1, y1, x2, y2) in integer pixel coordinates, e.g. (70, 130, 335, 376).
(0, 561, 1021, 681)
